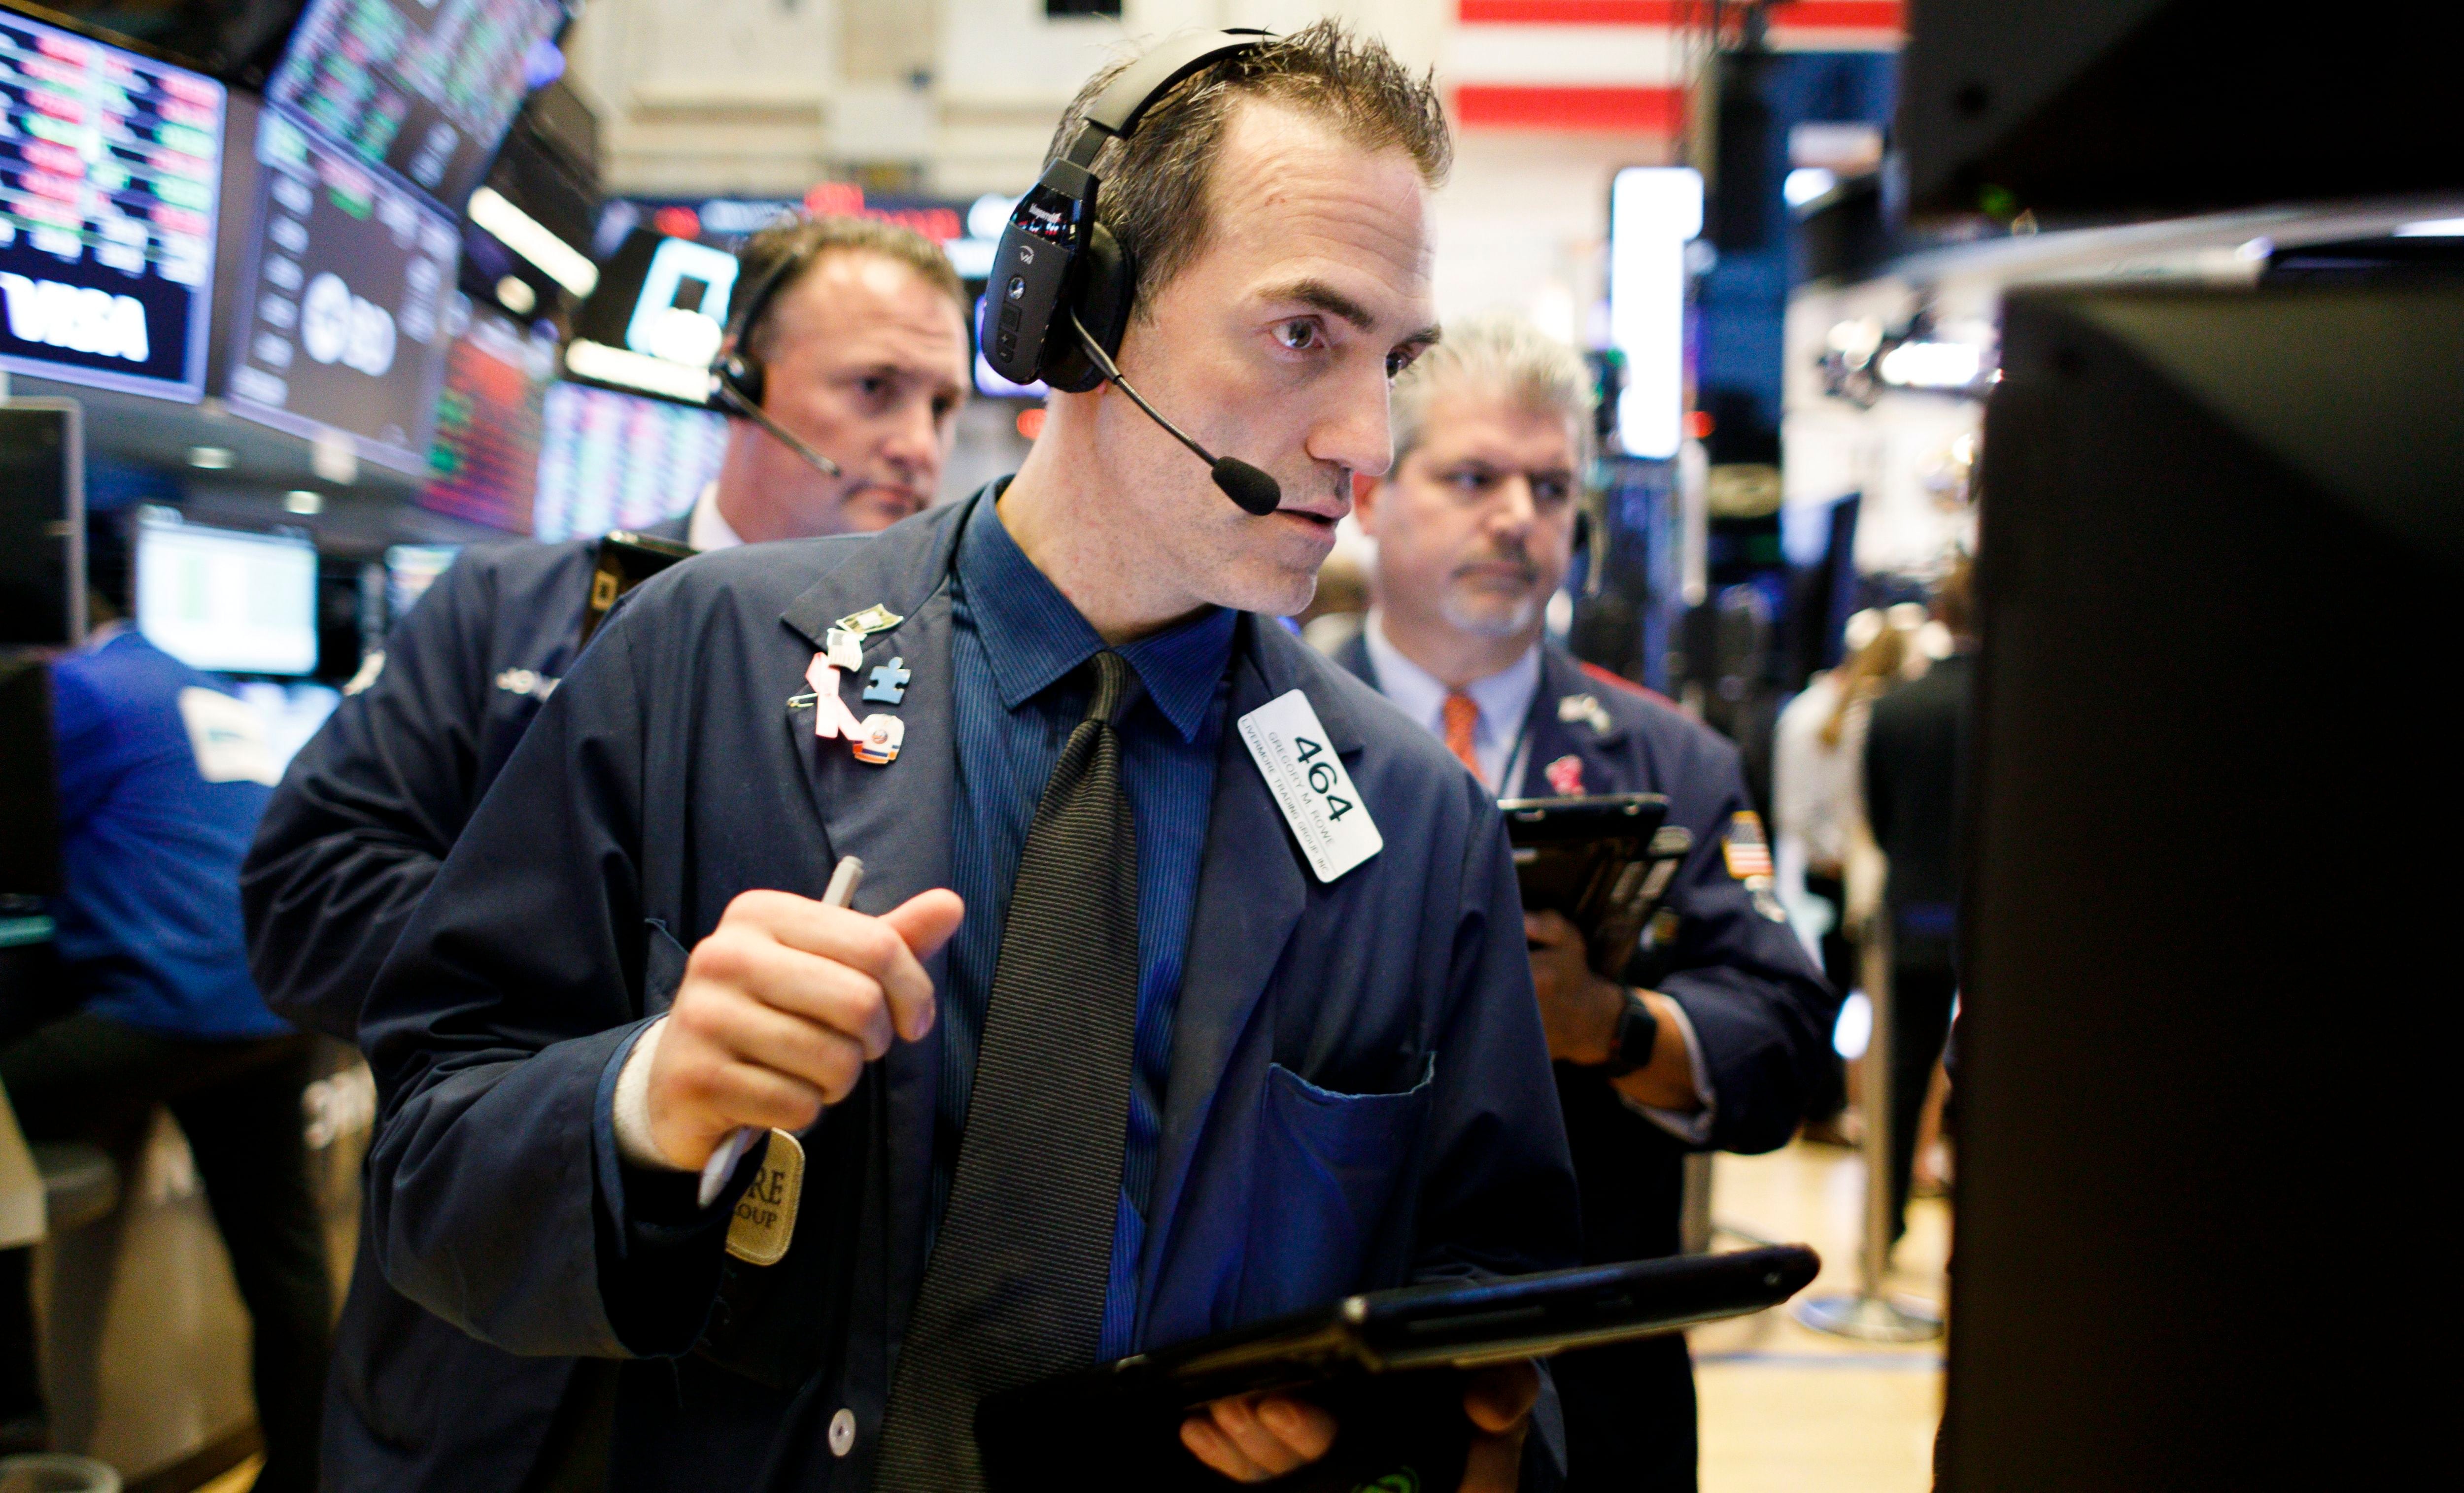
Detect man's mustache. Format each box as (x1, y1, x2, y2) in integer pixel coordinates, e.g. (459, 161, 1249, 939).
(1452, 545, 1541, 585)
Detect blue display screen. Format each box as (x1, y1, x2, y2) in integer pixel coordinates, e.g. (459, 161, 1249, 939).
(0, 6, 225, 401)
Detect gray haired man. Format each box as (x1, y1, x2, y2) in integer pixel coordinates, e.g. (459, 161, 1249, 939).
(1342, 315, 1840, 1493)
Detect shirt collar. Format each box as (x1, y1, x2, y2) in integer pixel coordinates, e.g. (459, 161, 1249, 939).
(1362, 609, 1543, 743)
(956, 488, 1233, 744)
(688, 481, 742, 551)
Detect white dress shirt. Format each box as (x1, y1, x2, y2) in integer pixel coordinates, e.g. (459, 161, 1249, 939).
(1361, 611, 1542, 796)
(1357, 611, 1714, 1141)
(686, 481, 743, 551)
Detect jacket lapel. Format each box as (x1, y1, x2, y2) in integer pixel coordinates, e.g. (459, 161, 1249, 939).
(1332, 628, 1376, 691)
(776, 499, 970, 918)
(1141, 618, 1364, 1302)
(1520, 644, 1631, 798)
(774, 498, 972, 1291)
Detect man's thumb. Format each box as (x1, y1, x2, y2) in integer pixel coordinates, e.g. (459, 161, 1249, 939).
(882, 888, 965, 960)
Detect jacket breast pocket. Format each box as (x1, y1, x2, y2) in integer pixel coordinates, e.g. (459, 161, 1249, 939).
(1239, 1057, 1436, 1321)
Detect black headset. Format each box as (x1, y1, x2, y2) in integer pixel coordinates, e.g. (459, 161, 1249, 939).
(981, 28, 1283, 515)
(707, 233, 842, 476)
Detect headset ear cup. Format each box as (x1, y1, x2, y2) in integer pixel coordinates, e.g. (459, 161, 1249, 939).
(720, 351, 765, 410)
(1037, 222, 1134, 395)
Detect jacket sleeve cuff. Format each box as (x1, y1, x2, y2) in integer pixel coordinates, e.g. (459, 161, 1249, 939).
(610, 1016, 690, 1171)
(1621, 995, 1717, 1146)
(593, 1017, 732, 1242)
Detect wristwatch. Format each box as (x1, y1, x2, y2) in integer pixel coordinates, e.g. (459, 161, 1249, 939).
(1602, 988, 1661, 1078)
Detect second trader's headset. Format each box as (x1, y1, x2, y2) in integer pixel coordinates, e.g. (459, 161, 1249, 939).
(707, 232, 844, 477)
(980, 28, 1284, 515)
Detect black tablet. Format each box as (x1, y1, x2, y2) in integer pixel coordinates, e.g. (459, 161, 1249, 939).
(1500, 794, 1688, 976)
(978, 1246, 1819, 1492)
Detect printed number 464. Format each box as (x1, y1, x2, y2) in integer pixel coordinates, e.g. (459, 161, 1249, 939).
(1293, 736, 1352, 821)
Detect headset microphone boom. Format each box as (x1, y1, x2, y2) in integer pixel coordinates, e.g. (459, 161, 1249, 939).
(709, 374, 842, 477)
(1069, 312, 1282, 516)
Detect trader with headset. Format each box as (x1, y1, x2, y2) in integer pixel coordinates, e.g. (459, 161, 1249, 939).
(348, 23, 1579, 1493)
(240, 216, 970, 1493)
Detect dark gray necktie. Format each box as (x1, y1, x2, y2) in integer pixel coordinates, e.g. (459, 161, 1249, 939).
(873, 650, 1141, 1491)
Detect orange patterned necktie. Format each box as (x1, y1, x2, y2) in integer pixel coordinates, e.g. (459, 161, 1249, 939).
(1442, 690, 1482, 777)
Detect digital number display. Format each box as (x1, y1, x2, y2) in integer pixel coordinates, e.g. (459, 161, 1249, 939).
(224, 109, 460, 473)
(419, 305, 552, 532)
(531, 379, 726, 542)
(268, 0, 564, 209)
(0, 6, 223, 400)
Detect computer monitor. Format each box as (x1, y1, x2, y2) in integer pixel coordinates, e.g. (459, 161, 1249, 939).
(419, 305, 552, 532)
(266, 0, 569, 211)
(530, 379, 725, 542)
(24, 0, 310, 87)
(1949, 280, 2459, 1486)
(222, 108, 461, 474)
(564, 228, 737, 406)
(1898, 0, 2464, 222)
(132, 506, 319, 675)
(0, 6, 225, 401)
(0, 401, 82, 646)
(0, 654, 60, 897)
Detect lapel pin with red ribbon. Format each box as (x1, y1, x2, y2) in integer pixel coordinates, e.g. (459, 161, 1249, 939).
(792, 606, 908, 766)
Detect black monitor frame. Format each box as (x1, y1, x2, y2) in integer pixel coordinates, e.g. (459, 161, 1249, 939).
(0, 398, 84, 647)
(1949, 279, 2460, 1487)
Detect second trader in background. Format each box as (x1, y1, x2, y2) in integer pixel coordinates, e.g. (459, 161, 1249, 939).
(240, 215, 971, 1493)
(1343, 315, 1840, 1493)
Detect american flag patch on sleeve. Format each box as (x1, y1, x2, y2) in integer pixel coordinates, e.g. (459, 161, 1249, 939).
(1721, 811, 1774, 880)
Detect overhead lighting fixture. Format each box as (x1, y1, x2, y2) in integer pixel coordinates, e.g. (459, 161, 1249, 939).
(2392, 216, 2464, 238)
(1822, 307, 1996, 406)
(187, 444, 235, 469)
(283, 489, 323, 514)
(1783, 168, 1839, 209)
(565, 338, 714, 403)
(495, 275, 537, 315)
(1878, 339, 1984, 390)
(1608, 167, 1704, 461)
(469, 186, 599, 298)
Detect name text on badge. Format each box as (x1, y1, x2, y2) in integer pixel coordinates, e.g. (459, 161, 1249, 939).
(1238, 689, 1382, 882)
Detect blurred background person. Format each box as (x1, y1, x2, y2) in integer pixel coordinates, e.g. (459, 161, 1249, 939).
(1862, 556, 1976, 1237)
(1772, 609, 1908, 1139)
(240, 215, 970, 1493)
(1344, 313, 1838, 1493)
(0, 527, 329, 1491)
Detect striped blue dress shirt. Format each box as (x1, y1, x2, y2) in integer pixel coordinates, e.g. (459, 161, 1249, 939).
(939, 489, 1233, 1359)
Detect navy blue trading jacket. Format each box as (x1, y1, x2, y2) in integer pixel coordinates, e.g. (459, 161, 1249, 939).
(243, 516, 680, 1493)
(356, 493, 1582, 1492)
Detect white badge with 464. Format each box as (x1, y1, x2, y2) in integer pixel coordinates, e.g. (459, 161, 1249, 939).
(1238, 689, 1382, 882)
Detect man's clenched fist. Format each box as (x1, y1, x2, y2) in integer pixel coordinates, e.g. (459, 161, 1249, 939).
(644, 887, 964, 1169)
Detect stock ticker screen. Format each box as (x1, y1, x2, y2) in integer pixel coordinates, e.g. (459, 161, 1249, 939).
(224, 108, 459, 473)
(419, 304, 553, 532)
(0, 6, 224, 400)
(531, 379, 726, 542)
(268, 0, 564, 209)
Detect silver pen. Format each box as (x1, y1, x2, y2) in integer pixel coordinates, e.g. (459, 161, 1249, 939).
(696, 854, 865, 1208)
